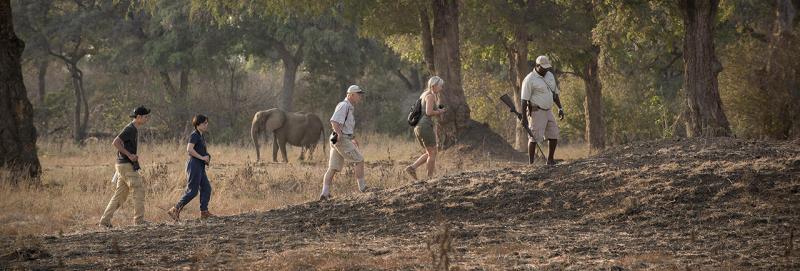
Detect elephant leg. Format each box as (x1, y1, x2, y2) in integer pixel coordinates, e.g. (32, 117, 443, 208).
(280, 141, 289, 163)
(308, 145, 316, 160)
(272, 136, 279, 162)
(279, 140, 289, 163)
(299, 147, 306, 161)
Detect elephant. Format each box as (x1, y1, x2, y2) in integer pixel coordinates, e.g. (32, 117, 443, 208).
(251, 108, 326, 162)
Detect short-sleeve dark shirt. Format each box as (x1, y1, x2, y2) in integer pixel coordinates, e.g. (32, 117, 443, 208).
(116, 122, 138, 164)
(189, 131, 208, 162)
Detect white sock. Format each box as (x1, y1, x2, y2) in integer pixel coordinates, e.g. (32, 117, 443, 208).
(321, 171, 334, 196)
(321, 182, 330, 196)
(357, 178, 366, 192)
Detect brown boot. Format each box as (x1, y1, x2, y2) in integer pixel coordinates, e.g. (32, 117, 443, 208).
(167, 206, 181, 222)
(405, 166, 418, 181)
(200, 211, 217, 219)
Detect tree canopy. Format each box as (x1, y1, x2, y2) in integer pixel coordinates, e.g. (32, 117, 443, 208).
(8, 0, 799, 147)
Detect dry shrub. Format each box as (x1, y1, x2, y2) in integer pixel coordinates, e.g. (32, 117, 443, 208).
(0, 235, 51, 262)
(0, 133, 587, 236)
(255, 243, 426, 270)
(426, 223, 453, 271)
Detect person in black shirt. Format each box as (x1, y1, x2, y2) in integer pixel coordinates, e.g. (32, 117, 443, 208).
(168, 114, 216, 220)
(99, 106, 150, 228)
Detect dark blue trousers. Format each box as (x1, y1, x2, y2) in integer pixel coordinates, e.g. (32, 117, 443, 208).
(176, 159, 211, 211)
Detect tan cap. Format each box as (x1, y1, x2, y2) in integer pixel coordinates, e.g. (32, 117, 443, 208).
(536, 55, 552, 69)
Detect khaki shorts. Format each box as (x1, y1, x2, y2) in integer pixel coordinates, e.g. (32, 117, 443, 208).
(328, 135, 364, 171)
(528, 109, 560, 143)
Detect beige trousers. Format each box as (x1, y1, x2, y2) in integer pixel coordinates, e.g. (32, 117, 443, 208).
(99, 163, 145, 224)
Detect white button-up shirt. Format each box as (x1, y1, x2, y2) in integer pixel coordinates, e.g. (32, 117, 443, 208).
(521, 71, 560, 110)
(330, 99, 356, 135)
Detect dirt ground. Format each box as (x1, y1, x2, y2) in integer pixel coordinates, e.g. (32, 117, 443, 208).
(1, 137, 799, 270)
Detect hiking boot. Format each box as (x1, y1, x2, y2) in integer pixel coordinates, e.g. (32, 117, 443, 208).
(200, 211, 217, 220)
(404, 166, 418, 180)
(358, 179, 367, 193)
(99, 222, 113, 229)
(167, 207, 181, 222)
(319, 194, 331, 201)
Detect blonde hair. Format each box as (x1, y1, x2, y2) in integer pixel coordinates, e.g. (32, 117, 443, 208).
(426, 76, 445, 92)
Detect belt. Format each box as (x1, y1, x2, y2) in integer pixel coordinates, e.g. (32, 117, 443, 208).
(527, 104, 550, 111)
(530, 106, 551, 111)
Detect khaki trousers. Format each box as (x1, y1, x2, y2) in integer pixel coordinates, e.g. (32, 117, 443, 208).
(100, 163, 145, 224)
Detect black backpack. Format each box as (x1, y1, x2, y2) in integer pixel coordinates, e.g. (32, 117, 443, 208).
(407, 98, 423, 126)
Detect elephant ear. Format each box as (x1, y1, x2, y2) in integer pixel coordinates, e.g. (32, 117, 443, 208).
(264, 108, 287, 131)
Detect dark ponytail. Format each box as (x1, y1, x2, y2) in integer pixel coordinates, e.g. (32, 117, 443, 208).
(192, 114, 208, 135)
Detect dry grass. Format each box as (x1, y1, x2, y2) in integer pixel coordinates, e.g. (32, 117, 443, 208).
(0, 133, 588, 236)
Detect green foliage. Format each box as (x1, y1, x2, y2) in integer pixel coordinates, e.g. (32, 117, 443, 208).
(35, 86, 73, 136)
(602, 72, 675, 143)
(383, 34, 424, 64)
(718, 16, 800, 139)
(555, 76, 587, 143)
(12, 0, 799, 144)
(462, 68, 514, 140)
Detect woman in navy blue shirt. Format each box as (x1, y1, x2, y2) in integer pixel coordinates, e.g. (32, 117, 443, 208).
(168, 114, 215, 220)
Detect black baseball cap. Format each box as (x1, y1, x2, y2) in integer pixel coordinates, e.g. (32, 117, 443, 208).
(129, 106, 151, 118)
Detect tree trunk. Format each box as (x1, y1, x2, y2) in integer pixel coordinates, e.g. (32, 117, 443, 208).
(79, 67, 89, 141)
(66, 62, 88, 143)
(419, 7, 436, 75)
(178, 67, 191, 131)
(583, 45, 606, 150)
(160, 70, 178, 96)
(228, 62, 241, 128)
(179, 68, 189, 98)
(410, 67, 422, 91)
(396, 67, 422, 92)
(431, 0, 470, 147)
(280, 58, 299, 112)
(509, 28, 530, 152)
(37, 60, 47, 104)
(766, 0, 799, 138)
(159, 68, 193, 137)
(37, 60, 48, 137)
(0, 0, 41, 179)
(69, 68, 81, 142)
(679, 0, 731, 137)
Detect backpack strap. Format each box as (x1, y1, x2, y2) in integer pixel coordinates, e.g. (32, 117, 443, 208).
(539, 71, 556, 94)
(341, 101, 351, 125)
(422, 91, 436, 107)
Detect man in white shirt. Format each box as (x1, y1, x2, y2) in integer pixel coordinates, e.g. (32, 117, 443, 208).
(319, 85, 368, 200)
(521, 55, 565, 165)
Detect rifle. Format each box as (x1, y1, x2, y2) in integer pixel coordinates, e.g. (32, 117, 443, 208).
(500, 94, 533, 137)
(499, 94, 546, 161)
